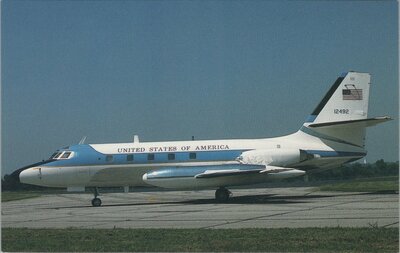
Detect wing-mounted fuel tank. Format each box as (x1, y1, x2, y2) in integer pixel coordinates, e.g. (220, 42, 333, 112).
(237, 148, 313, 166)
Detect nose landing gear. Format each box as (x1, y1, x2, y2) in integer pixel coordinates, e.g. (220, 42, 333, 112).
(215, 187, 232, 202)
(91, 187, 102, 207)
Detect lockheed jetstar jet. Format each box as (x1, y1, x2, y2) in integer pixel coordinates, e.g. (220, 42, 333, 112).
(13, 71, 391, 206)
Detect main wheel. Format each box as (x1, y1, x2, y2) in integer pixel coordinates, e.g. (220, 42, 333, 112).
(215, 188, 231, 202)
(91, 197, 102, 207)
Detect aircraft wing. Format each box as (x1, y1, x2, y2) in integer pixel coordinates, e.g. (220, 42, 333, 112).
(194, 168, 263, 178)
(143, 164, 305, 188)
(194, 166, 304, 179)
(259, 166, 299, 173)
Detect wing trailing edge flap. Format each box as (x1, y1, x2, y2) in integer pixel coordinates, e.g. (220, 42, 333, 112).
(194, 166, 305, 179)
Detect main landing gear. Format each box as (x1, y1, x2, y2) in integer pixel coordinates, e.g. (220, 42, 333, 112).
(215, 187, 232, 202)
(91, 187, 102, 207)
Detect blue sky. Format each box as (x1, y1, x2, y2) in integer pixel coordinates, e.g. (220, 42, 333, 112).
(2, 1, 398, 176)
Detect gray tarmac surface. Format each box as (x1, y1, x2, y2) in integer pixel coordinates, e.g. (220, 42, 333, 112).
(2, 187, 398, 229)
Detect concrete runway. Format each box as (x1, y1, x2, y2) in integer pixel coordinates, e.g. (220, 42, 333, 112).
(2, 187, 398, 229)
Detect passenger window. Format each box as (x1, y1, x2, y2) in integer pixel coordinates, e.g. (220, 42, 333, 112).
(127, 154, 134, 161)
(189, 153, 196, 159)
(147, 154, 155, 161)
(106, 155, 113, 162)
(168, 153, 175, 160)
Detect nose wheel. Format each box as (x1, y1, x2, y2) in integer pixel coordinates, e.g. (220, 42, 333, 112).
(91, 187, 102, 207)
(91, 197, 102, 207)
(215, 187, 231, 202)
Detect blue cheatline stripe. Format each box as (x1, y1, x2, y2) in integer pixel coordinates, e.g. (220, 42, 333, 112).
(300, 126, 363, 148)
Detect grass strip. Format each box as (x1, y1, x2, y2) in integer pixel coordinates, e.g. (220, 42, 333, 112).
(2, 227, 398, 252)
(319, 176, 399, 192)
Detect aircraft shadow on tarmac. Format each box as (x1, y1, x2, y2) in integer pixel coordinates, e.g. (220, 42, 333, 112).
(44, 190, 398, 209)
(181, 193, 334, 205)
(48, 193, 343, 209)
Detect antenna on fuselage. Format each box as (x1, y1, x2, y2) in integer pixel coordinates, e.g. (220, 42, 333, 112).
(133, 135, 140, 143)
(79, 136, 87, 145)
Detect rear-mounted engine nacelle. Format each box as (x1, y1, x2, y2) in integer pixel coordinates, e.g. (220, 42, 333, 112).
(237, 148, 310, 166)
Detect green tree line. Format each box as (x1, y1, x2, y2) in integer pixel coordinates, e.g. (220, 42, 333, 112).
(307, 159, 399, 181)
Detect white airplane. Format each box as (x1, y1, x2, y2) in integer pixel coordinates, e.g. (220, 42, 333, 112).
(14, 71, 391, 206)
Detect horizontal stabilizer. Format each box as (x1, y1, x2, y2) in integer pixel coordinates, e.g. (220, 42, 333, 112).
(308, 116, 392, 128)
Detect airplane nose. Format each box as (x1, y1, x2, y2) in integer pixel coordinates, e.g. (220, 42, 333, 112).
(19, 168, 42, 185)
(10, 159, 54, 184)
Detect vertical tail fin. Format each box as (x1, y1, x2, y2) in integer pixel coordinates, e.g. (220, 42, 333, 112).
(306, 71, 370, 124)
(301, 72, 391, 148)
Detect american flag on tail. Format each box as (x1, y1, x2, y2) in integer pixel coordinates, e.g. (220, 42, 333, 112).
(342, 87, 363, 100)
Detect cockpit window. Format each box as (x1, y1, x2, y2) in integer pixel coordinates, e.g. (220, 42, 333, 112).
(50, 151, 74, 160)
(61, 152, 72, 159)
(54, 153, 62, 159)
(50, 152, 62, 159)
